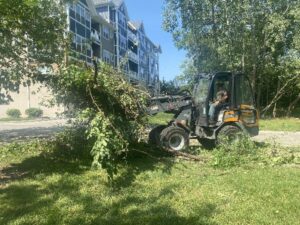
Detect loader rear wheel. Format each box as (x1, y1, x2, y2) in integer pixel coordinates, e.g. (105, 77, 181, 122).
(160, 126, 189, 151)
(148, 125, 167, 145)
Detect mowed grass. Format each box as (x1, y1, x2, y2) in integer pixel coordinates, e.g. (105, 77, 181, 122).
(1, 140, 300, 225)
(260, 118, 300, 131)
(0, 118, 34, 122)
(149, 113, 300, 131)
(148, 112, 174, 125)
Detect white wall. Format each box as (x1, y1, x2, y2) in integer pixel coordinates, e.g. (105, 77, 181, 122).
(0, 84, 65, 118)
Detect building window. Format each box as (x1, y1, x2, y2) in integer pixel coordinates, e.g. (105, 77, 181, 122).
(119, 36, 127, 50)
(69, 2, 93, 64)
(76, 22, 85, 37)
(110, 9, 116, 22)
(71, 34, 92, 63)
(70, 18, 76, 32)
(71, 3, 91, 29)
(103, 50, 113, 64)
(103, 26, 110, 40)
(110, 54, 115, 64)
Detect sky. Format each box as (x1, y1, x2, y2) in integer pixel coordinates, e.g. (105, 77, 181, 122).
(124, 0, 187, 81)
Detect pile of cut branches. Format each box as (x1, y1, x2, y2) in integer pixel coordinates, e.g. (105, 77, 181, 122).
(47, 62, 148, 178)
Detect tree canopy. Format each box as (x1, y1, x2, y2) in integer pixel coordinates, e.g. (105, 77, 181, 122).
(0, 0, 68, 103)
(163, 0, 300, 116)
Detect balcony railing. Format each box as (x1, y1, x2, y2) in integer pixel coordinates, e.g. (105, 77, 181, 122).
(91, 30, 101, 43)
(127, 30, 138, 43)
(128, 51, 139, 62)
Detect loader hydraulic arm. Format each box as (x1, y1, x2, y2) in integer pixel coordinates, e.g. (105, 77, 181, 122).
(147, 95, 192, 115)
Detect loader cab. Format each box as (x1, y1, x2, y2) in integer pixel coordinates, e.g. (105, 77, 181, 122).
(193, 72, 259, 138)
(192, 72, 232, 127)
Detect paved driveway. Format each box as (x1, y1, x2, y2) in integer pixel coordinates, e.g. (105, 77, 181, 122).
(252, 131, 300, 147)
(0, 119, 67, 143)
(1, 120, 300, 147)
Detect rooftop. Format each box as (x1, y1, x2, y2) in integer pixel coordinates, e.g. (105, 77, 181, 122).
(93, 0, 123, 7)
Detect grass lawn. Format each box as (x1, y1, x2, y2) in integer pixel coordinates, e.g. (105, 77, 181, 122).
(148, 113, 300, 131)
(148, 112, 174, 125)
(0, 118, 40, 122)
(1, 140, 299, 225)
(260, 118, 300, 131)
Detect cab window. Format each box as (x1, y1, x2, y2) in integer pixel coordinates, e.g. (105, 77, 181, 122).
(193, 78, 210, 105)
(210, 76, 230, 102)
(235, 75, 254, 106)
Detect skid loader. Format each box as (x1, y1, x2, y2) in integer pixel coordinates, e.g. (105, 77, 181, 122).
(148, 72, 259, 150)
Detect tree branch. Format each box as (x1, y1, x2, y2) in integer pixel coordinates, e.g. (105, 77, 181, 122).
(261, 76, 298, 115)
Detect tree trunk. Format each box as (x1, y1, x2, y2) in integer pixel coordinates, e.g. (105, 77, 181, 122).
(256, 74, 261, 110)
(286, 93, 300, 117)
(242, 40, 245, 73)
(272, 102, 277, 118)
(261, 76, 298, 116)
(211, 0, 218, 65)
(249, 1, 258, 107)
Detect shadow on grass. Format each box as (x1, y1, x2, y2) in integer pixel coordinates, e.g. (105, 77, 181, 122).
(0, 141, 218, 225)
(0, 179, 217, 225)
(0, 149, 90, 187)
(111, 142, 176, 190)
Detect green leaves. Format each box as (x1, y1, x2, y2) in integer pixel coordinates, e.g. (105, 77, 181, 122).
(0, 0, 68, 103)
(164, 0, 300, 113)
(48, 62, 148, 179)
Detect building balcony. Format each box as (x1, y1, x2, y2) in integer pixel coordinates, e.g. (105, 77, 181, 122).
(128, 71, 138, 80)
(91, 29, 101, 44)
(127, 30, 138, 43)
(128, 51, 139, 63)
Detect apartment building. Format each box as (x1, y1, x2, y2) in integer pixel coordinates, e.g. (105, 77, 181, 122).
(67, 0, 115, 65)
(129, 21, 161, 94)
(93, 0, 161, 93)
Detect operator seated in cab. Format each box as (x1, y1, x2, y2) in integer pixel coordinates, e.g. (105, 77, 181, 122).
(208, 90, 229, 123)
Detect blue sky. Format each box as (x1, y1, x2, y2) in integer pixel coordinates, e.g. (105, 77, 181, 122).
(125, 0, 187, 81)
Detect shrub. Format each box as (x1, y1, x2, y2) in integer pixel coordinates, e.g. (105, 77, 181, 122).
(212, 135, 260, 168)
(53, 125, 92, 161)
(6, 109, 21, 118)
(25, 108, 43, 118)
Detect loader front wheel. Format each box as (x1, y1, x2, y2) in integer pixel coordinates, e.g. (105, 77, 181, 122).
(160, 126, 189, 151)
(217, 125, 243, 145)
(148, 125, 167, 145)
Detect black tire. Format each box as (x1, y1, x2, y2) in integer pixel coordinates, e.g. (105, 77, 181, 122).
(148, 125, 167, 145)
(160, 126, 189, 151)
(217, 125, 243, 145)
(198, 138, 216, 150)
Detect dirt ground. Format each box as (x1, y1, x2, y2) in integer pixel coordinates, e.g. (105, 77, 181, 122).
(0, 120, 300, 147)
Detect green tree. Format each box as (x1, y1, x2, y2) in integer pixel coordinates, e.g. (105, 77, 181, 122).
(160, 79, 180, 95)
(164, 0, 300, 115)
(0, 0, 69, 104)
(176, 58, 198, 92)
